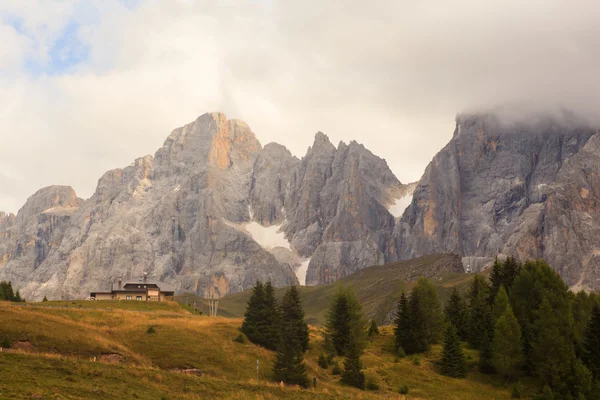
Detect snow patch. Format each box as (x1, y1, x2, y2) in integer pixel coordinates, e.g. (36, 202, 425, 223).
(244, 222, 291, 251)
(174, 184, 181, 192)
(389, 195, 413, 218)
(296, 259, 310, 286)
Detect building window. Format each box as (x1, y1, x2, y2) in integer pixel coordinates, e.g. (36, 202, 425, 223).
(136, 296, 142, 301)
(126, 296, 132, 300)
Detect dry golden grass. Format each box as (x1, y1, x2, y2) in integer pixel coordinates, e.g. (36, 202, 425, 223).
(0, 301, 524, 399)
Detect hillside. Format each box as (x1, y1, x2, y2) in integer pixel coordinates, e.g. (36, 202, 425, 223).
(180, 254, 468, 325)
(0, 300, 519, 399)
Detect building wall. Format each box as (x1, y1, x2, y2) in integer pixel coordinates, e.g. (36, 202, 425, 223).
(115, 291, 147, 301)
(94, 293, 114, 301)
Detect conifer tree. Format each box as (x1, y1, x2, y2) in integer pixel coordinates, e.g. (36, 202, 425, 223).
(467, 275, 491, 349)
(273, 289, 310, 390)
(241, 281, 281, 350)
(583, 304, 600, 379)
(405, 290, 430, 354)
(14, 290, 22, 302)
(492, 285, 510, 321)
(478, 308, 495, 374)
(411, 277, 444, 344)
(280, 285, 309, 352)
(440, 324, 467, 378)
(263, 281, 282, 350)
(531, 298, 578, 397)
(394, 292, 410, 353)
(325, 286, 365, 356)
(341, 331, 365, 389)
(444, 288, 468, 340)
(367, 319, 379, 337)
(493, 305, 522, 380)
(241, 281, 267, 347)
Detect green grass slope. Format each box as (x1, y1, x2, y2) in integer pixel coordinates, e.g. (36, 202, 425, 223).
(181, 253, 471, 325)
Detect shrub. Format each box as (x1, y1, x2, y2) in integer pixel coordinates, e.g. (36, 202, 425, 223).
(365, 375, 380, 391)
(42, 296, 48, 302)
(318, 353, 329, 369)
(399, 384, 409, 395)
(146, 326, 156, 334)
(396, 347, 406, 358)
(332, 362, 342, 376)
(412, 355, 421, 366)
(0, 337, 11, 349)
(233, 334, 246, 344)
(511, 382, 522, 399)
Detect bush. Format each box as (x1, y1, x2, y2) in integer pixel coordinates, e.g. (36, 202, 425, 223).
(511, 382, 522, 399)
(146, 326, 156, 334)
(365, 376, 380, 391)
(396, 347, 406, 358)
(318, 353, 329, 369)
(42, 296, 48, 302)
(332, 362, 342, 376)
(0, 337, 11, 349)
(233, 334, 246, 344)
(412, 355, 421, 366)
(399, 385, 409, 395)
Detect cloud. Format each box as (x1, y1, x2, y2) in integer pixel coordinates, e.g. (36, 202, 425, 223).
(1, 0, 600, 213)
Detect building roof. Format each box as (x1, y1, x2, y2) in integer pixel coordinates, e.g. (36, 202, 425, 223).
(111, 277, 175, 293)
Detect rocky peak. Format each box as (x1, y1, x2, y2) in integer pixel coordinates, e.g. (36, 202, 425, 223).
(15, 186, 80, 225)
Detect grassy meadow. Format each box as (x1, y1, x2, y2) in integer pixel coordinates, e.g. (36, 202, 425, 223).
(0, 298, 527, 399)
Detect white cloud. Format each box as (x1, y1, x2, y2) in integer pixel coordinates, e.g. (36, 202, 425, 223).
(1, 0, 600, 212)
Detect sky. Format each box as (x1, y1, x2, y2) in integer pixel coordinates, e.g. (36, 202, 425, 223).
(1, 0, 600, 213)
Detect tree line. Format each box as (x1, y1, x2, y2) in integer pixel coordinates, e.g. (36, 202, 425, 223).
(0, 281, 23, 302)
(239, 257, 600, 398)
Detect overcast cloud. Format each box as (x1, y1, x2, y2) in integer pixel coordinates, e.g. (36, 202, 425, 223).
(1, 0, 600, 213)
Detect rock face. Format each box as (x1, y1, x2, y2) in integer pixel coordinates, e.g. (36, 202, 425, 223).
(0, 113, 408, 300)
(395, 113, 600, 289)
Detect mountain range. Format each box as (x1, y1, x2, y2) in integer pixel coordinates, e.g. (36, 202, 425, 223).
(1, 111, 599, 300)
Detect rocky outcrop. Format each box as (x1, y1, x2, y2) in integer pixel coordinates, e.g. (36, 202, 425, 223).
(0, 113, 408, 300)
(395, 113, 599, 288)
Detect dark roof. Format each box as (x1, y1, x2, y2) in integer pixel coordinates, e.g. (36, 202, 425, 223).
(111, 277, 175, 293)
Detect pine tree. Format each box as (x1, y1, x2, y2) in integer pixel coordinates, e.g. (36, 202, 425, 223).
(341, 331, 365, 389)
(405, 290, 430, 354)
(493, 305, 522, 380)
(273, 307, 310, 389)
(478, 308, 495, 374)
(14, 290, 22, 302)
(531, 298, 577, 397)
(325, 286, 365, 356)
(367, 319, 379, 337)
(42, 296, 48, 302)
(411, 277, 444, 344)
(467, 275, 491, 349)
(280, 285, 309, 353)
(444, 288, 468, 340)
(241, 281, 281, 350)
(440, 324, 467, 378)
(263, 281, 282, 350)
(492, 285, 510, 321)
(394, 292, 410, 354)
(583, 304, 600, 379)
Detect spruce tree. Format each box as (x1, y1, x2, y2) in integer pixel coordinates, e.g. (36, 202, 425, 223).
(411, 277, 443, 344)
(478, 307, 495, 374)
(531, 298, 577, 397)
(241, 281, 267, 347)
(367, 319, 379, 337)
(467, 275, 491, 349)
(394, 292, 410, 354)
(444, 288, 468, 340)
(341, 331, 365, 389)
(405, 290, 430, 354)
(492, 285, 510, 322)
(273, 307, 310, 388)
(263, 281, 282, 350)
(493, 305, 522, 381)
(440, 324, 467, 378)
(583, 304, 600, 379)
(280, 285, 309, 353)
(325, 286, 365, 356)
